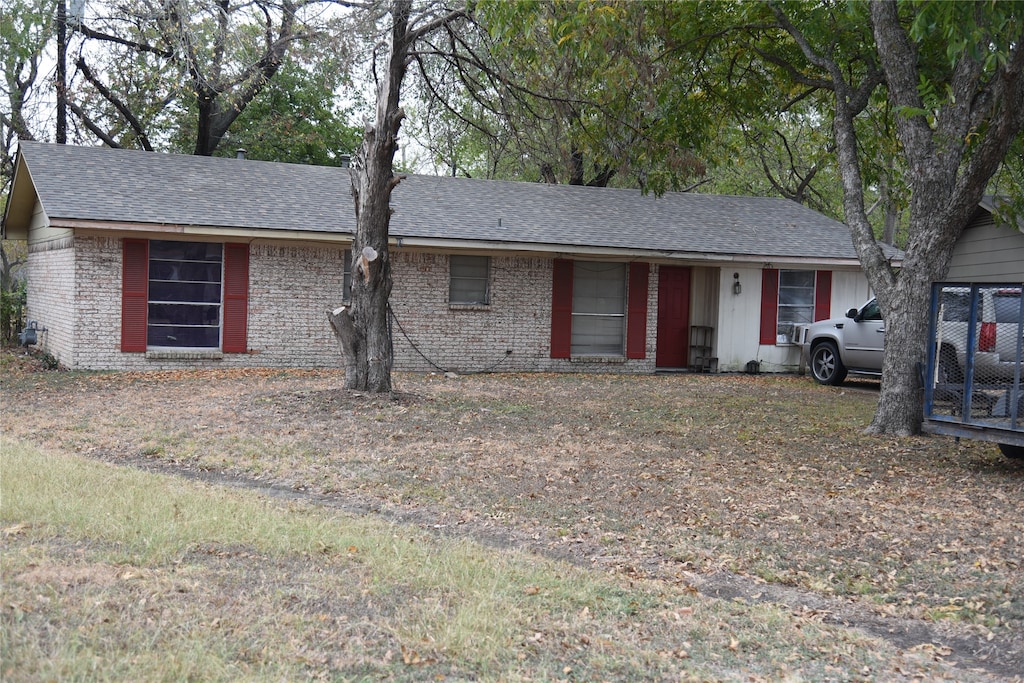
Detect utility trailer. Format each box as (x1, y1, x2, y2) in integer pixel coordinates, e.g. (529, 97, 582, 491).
(923, 282, 1024, 458)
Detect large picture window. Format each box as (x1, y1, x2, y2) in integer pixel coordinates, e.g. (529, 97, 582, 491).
(449, 255, 490, 305)
(571, 262, 626, 355)
(122, 239, 247, 353)
(147, 240, 223, 348)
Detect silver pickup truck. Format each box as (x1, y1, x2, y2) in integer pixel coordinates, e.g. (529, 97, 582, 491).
(804, 286, 1021, 386)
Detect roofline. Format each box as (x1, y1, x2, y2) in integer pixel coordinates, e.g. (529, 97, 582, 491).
(66, 219, 873, 267)
(2, 149, 36, 240)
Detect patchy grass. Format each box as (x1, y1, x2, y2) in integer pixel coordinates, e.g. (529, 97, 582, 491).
(1, 440, 966, 682)
(2, 352, 1023, 678)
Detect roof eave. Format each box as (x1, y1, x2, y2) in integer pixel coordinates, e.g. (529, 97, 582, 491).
(63, 219, 876, 267)
(2, 150, 39, 240)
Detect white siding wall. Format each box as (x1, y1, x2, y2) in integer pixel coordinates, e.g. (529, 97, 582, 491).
(947, 214, 1024, 282)
(715, 265, 872, 373)
(716, 265, 771, 372)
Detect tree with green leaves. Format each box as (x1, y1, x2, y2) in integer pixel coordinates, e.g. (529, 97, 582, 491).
(168, 48, 364, 164)
(759, 1, 1024, 435)
(409, 1, 709, 189)
(70, 0, 356, 156)
(0, 0, 51, 338)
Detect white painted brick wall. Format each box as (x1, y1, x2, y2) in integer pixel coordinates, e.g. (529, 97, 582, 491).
(390, 251, 655, 374)
(25, 238, 75, 366)
(30, 236, 658, 374)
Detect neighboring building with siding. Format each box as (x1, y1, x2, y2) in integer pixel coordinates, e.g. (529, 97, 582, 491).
(946, 197, 1024, 282)
(2, 142, 898, 374)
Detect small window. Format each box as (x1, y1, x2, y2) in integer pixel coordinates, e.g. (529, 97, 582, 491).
(449, 255, 490, 305)
(776, 269, 815, 343)
(147, 240, 223, 348)
(572, 261, 626, 355)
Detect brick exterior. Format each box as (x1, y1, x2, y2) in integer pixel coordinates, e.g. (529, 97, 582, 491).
(25, 238, 75, 365)
(26, 236, 659, 373)
(390, 252, 656, 374)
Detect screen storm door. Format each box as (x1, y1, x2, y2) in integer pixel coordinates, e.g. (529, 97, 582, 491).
(147, 240, 223, 348)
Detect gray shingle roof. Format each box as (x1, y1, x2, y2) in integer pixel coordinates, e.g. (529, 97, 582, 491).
(10, 141, 886, 261)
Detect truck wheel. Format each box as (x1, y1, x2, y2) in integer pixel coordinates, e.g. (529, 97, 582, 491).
(998, 443, 1024, 459)
(810, 341, 848, 386)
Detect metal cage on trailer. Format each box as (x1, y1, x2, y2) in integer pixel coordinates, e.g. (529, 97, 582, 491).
(922, 282, 1024, 458)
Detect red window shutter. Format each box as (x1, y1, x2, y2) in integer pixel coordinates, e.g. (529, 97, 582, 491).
(759, 269, 779, 345)
(814, 270, 832, 321)
(626, 262, 648, 359)
(550, 259, 573, 358)
(222, 243, 249, 353)
(121, 239, 149, 352)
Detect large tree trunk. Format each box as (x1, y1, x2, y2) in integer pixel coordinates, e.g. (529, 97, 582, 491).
(866, 254, 942, 436)
(329, 0, 412, 393)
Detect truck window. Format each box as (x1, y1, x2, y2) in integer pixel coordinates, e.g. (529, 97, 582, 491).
(994, 293, 1021, 324)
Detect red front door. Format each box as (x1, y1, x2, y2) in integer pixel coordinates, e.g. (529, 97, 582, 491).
(656, 266, 691, 368)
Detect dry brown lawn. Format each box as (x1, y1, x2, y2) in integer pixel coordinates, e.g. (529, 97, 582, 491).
(3, 350, 1023, 678)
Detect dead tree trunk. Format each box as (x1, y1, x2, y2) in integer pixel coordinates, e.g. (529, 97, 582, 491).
(328, 0, 413, 393)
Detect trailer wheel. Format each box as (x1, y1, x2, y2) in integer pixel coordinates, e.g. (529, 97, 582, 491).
(998, 443, 1024, 459)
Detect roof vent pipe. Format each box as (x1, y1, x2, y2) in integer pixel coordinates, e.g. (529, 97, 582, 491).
(236, 149, 246, 160)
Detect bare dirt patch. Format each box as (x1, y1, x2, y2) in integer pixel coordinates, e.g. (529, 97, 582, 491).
(3, 353, 1023, 678)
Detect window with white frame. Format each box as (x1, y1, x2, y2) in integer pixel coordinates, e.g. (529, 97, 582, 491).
(449, 255, 490, 305)
(776, 269, 815, 343)
(147, 240, 223, 347)
(571, 261, 626, 355)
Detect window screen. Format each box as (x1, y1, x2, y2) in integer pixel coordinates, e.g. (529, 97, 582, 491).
(777, 269, 815, 343)
(572, 262, 626, 355)
(449, 255, 490, 305)
(147, 240, 223, 348)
